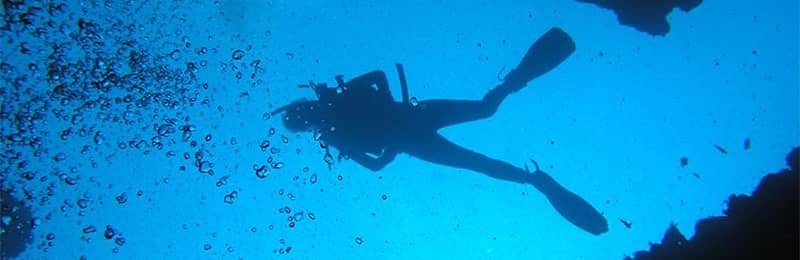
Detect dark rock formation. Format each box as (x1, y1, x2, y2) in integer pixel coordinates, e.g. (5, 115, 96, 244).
(626, 147, 799, 260)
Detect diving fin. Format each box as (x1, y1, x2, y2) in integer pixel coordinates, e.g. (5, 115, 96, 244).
(527, 159, 609, 235)
(503, 27, 576, 88)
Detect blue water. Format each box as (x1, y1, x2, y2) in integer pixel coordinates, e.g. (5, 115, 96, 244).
(1, 0, 797, 259)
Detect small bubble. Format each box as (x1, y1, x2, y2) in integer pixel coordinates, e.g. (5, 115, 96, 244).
(104, 225, 116, 239)
(355, 237, 364, 245)
(259, 140, 270, 151)
(115, 237, 126, 246)
(292, 212, 304, 222)
(255, 165, 268, 179)
(116, 192, 127, 204)
(54, 153, 66, 162)
(83, 226, 97, 234)
(65, 176, 78, 186)
(309, 174, 318, 184)
(337, 175, 343, 181)
(307, 212, 316, 220)
(94, 131, 104, 145)
(46, 233, 56, 240)
(199, 161, 214, 174)
(77, 199, 89, 209)
(323, 153, 334, 165)
(288, 222, 295, 228)
(204, 244, 212, 251)
(231, 49, 245, 60)
(410, 97, 419, 107)
(271, 162, 284, 169)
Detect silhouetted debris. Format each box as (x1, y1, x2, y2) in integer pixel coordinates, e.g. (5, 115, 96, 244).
(712, 144, 728, 154)
(680, 157, 689, 167)
(620, 218, 633, 229)
(625, 147, 799, 260)
(743, 138, 751, 150)
(577, 0, 703, 36)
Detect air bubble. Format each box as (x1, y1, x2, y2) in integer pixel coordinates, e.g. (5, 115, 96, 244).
(231, 50, 245, 60)
(116, 192, 127, 204)
(104, 225, 116, 239)
(292, 212, 304, 222)
(93, 131, 104, 145)
(255, 165, 268, 179)
(82, 226, 96, 234)
(115, 237, 126, 246)
(271, 162, 284, 169)
(410, 97, 419, 107)
(324, 153, 334, 165)
(199, 161, 213, 174)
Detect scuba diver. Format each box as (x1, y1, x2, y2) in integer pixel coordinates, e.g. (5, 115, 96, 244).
(271, 27, 609, 235)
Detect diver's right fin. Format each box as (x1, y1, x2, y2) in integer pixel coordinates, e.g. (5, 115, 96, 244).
(503, 27, 576, 88)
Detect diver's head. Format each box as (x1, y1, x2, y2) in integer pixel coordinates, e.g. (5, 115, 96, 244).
(272, 98, 324, 133)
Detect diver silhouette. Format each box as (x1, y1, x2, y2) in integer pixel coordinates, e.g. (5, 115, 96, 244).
(272, 27, 609, 235)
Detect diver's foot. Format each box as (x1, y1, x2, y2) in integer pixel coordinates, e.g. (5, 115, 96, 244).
(482, 82, 514, 106)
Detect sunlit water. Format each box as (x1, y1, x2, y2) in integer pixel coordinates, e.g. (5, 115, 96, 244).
(1, 1, 797, 259)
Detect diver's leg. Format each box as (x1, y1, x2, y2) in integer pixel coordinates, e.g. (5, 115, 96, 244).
(414, 99, 499, 130)
(403, 133, 608, 235)
(403, 133, 533, 184)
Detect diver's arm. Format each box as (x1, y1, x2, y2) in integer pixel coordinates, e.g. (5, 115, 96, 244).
(345, 70, 393, 101)
(349, 149, 397, 172)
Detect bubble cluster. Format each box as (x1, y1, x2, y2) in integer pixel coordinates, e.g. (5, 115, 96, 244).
(0, 0, 341, 258)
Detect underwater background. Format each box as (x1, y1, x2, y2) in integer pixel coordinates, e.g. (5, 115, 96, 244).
(1, 0, 798, 259)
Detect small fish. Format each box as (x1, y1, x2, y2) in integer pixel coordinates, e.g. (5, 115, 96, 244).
(692, 172, 700, 179)
(620, 218, 632, 229)
(743, 138, 751, 150)
(713, 144, 728, 154)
